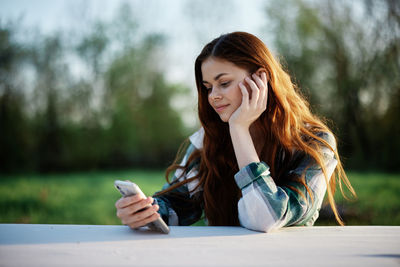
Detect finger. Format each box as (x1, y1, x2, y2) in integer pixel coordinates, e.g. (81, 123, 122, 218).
(117, 197, 153, 218)
(261, 73, 269, 108)
(252, 73, 266, 107)
(128, 197, 153, 214)
(124, 204, 159, 225)
(123, 204, 159, 225)
(128, 212, 161, 229)
(120, 202, 156, 225)
(238, 81, 249, 107)
(117, 205, 136, 221)
(261, 72, 268, 84)
(245, 77, 259, 106)
(252, 73, 265, 90)
(115, 194, 141, 209)
(262, 89, 268, 109)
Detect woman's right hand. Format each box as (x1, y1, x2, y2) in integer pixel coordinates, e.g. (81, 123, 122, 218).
(115, 195, 160, 229)
(228, 72, 268, 130)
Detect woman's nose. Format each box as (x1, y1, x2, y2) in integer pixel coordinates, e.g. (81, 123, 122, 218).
(209, 87, 222, 100)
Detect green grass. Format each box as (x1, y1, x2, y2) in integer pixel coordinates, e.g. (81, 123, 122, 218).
(0, 170, 166, 225)
(316, 172, 400, 226)
(0, 170, 399, 226)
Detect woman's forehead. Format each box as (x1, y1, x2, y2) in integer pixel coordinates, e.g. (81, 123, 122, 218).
(201, 58, 245, 80)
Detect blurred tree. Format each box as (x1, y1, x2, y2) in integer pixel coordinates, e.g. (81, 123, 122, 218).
(105, 32, 187, 168)
(29, 35, 69, 172)
(266, 0, 400, 170)
(0, 22, 33, 172)
(0, 2, 196, 173)
(58, 21, 111, 170)
(77, 22, 109, 78)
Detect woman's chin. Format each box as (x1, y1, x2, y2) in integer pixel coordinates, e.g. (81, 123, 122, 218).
(219, 114, 230, 123)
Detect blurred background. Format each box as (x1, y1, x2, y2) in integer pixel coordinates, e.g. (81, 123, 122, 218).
(0, 0, 399, 226)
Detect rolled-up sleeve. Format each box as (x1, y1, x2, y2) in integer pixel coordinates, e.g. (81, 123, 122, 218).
(234, 132, 338, 232)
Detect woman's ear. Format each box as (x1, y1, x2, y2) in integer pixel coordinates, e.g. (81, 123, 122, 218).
(255, 68, 267, 77)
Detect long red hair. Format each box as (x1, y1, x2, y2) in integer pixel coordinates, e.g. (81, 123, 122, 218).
(159, 32, 356, 226)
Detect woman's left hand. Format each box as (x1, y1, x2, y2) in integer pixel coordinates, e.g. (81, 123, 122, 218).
(228, 72, 268, 130)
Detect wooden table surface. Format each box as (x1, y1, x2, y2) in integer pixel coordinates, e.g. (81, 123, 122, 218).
(0, 224, 399, 266)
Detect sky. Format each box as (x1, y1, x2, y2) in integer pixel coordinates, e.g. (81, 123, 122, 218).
(0, 0, 271, 82)
(0, 0, 272, 127)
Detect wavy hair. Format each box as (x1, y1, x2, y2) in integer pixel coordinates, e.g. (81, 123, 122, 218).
(159, 32, 356, 226)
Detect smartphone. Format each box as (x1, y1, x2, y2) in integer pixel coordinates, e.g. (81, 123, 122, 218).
(114, 180, 170, 234)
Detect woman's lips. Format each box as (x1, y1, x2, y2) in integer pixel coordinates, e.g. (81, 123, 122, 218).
(215, 104, 229, 112)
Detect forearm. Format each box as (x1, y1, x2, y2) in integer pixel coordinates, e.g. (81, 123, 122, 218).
(229, 125, 260, 170)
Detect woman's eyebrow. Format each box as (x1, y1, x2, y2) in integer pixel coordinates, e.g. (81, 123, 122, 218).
(202, 73, 228, 84)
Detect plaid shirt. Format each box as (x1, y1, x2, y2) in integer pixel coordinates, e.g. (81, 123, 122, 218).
(154, 128, 337, 232)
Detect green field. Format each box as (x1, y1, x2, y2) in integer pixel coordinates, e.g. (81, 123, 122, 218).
(0, 170, 399, 226)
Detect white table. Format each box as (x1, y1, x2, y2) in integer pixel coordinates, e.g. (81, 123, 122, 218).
(0, 224, 399, 266)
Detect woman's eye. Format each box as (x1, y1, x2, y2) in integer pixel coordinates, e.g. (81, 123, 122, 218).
(203, 84, 211, 90)
(220, 81, 231, 87)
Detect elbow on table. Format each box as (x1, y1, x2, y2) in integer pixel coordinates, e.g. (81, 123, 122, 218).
(237, 197, 285, 233)
(240, 203, 314, 232)
(240, 219, 279, 233)
(239, 212, 281, 233)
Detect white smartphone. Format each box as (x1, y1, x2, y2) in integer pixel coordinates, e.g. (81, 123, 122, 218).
(114, 180, 170, 234)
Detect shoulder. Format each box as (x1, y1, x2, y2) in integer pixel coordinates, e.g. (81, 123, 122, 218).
(314, 131, 337, 151)
(189, 127, 204, 149)
(177, 128, 203, 164)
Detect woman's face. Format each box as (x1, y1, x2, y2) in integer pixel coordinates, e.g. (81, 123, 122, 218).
(201, 57, 249, 122)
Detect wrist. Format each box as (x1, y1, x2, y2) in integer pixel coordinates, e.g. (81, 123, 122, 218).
(229, 122, 250, 134)
(229, 124, 260, 170)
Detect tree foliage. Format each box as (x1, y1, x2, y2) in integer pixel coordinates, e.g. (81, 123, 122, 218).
(266, 0, 400, 170)
(0, 6, 189, 173)
(1, 1, 399, 173)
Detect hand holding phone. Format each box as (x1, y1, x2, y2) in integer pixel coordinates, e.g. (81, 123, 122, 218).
(114, 180, 170, 234)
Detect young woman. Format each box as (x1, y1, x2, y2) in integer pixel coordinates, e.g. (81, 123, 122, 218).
(115, 32, 356, 232)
